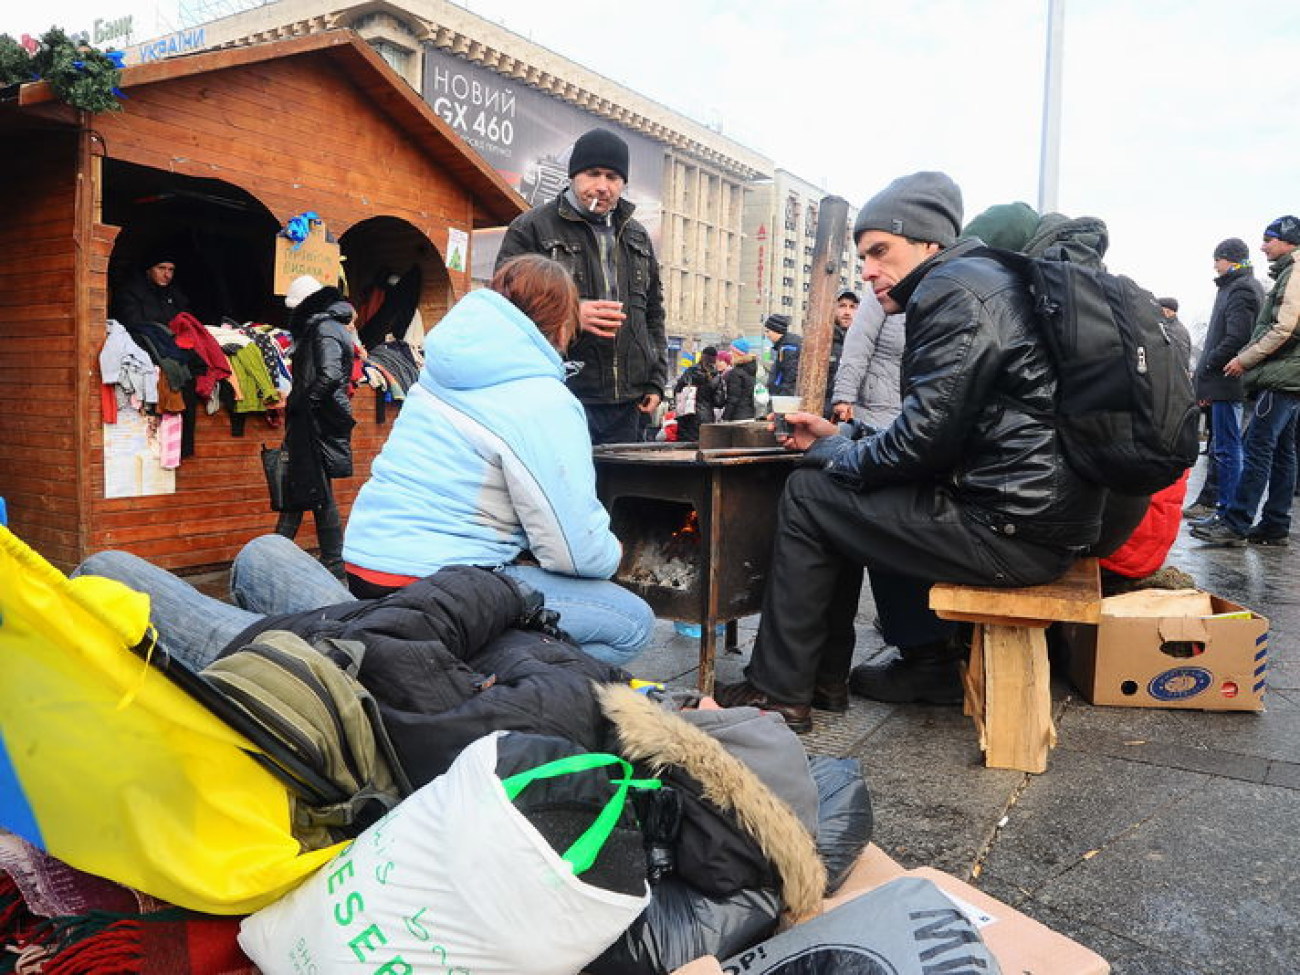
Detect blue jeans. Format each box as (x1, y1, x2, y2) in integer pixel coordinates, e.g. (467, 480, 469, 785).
(72, 535, 653, 670)
(1223, 390, 1300, 536)
(496, 565, 654, 668)
(1209, 400, 1244, 517)
(71, 535, 355, 670)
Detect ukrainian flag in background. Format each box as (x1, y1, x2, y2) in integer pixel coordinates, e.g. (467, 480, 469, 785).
(0, 525, 337, 913)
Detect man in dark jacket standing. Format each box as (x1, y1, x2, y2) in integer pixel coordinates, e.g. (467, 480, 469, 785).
(1194, 215, 1300, 547)
(716, 172, 1105, 730)
(1186, 239, 1265, 523)
(824, 289, 859, 416)
(763, 314, 802, 397)
(496, 128, 668, 444)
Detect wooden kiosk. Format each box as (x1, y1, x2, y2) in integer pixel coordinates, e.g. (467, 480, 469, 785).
(0, 32, 523, 571)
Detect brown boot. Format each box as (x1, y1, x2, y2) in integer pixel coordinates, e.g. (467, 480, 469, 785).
(714, 680, 812, 733)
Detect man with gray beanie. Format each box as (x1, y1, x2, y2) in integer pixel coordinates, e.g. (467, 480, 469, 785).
(496, 127, 668, 444)
(716, 171, 1106, 727)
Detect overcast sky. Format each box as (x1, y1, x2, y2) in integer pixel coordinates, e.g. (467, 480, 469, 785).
(6, 0, 1298, 332)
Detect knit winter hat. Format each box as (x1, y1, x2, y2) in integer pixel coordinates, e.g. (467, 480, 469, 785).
(284, 275, 325, 309)
(1157, 297, 1179, 313)
(730, 337, 752, 354)
(1263, 215, 1300, 245)
(142, 246, 177, 270)
(1213, 238, 1250, 264)
(763, 314, 790, 335)
(962, 201, 1041, 251)
(854, 171, 964, 247)
(701, 345, 718, 358)
(568, 128, 630, 182)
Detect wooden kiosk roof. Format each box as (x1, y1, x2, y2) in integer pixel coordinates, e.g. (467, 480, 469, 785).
(11, 30, 525, 229)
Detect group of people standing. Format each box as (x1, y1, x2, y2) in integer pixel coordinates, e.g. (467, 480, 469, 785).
(1186, 217, 1300, 548)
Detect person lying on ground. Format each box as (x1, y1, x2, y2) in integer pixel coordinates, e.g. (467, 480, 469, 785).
(342, 255, 654, 667)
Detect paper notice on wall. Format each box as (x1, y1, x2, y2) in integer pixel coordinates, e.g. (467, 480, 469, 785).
(447, 227, 468, 272)
(103, 407, 176, 498)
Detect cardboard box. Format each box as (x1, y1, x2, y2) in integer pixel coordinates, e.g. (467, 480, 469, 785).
(1063, 589, 1268, 711)
(672, 845, 1110, 975)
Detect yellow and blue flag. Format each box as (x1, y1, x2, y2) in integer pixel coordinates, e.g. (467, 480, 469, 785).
(0, 525, 338, 913)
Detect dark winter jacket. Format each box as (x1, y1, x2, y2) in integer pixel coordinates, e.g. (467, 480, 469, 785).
(496, 191, 668, 405)
(283, 287, 356, 509)
(813, 238, 1106, 550)
(220, 565, 626, 788)
(823, 324, 849, 415)
(768, 332, 802, 397)
(720, 356, 758, 421)
(112, 270, 190, 329)
(1196, 265, 1264, 402)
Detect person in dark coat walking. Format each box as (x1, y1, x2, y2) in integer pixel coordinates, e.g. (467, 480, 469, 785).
(764, 314, 802, 397)
(1184, 239, 1265, 521)
(276, 275, 357, 577)
(672, 346, 719, 442)
(720, 337, 758, 420)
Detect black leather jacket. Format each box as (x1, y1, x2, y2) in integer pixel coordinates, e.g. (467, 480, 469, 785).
(496, 191, 668, 404)
(817, 238, 1105, 549)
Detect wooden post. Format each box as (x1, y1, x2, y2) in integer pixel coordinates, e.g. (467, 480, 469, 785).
(796, 195, 850, 414)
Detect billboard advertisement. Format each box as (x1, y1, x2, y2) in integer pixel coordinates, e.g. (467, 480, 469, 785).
(422, 47, 665, 279)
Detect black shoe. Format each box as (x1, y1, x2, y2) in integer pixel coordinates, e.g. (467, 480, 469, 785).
(1190, 521, 1246, 547)
(811, 681, 849, 713)
(1189, 513, 1222, 530)
(1182, 502, 1216, 520)
(849, 648, 963, 705)
(1246, 530, 1290, 547)
(714, 680, 812, 733)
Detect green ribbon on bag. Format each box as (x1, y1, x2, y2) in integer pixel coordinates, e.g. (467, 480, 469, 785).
(501, 753, 660, 876)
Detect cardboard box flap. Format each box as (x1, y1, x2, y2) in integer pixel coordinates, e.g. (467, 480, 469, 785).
(1101, 589, 1214, 618)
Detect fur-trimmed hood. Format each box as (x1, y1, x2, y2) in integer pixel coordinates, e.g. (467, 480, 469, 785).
(596, 684, 826, 921)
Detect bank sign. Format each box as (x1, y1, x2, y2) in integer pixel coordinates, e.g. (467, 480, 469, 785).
(421, 46, 664, 255)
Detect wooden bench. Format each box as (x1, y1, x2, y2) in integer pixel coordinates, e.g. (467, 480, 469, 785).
(929, 558, 1101, 773)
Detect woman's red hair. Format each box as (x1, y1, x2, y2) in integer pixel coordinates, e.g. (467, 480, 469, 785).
(490, 255, 580, 352)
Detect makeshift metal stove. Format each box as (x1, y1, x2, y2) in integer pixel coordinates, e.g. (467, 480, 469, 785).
(592, 440, 799, 693)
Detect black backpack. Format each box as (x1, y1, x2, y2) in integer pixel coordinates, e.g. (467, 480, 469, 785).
(982, 248, 1199, 496)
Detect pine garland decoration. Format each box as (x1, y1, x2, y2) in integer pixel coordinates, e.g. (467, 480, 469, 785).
(1, 28, 125, 113)
(0, 35, 34, 87)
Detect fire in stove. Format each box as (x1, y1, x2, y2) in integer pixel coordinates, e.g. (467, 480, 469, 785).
(612, 500, 701, 592)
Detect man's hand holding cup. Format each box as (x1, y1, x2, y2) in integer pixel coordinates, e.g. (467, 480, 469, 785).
(579, 299, 625, 339)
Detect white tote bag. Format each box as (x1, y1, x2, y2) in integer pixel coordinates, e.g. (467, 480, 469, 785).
(239, 732, 653, 975)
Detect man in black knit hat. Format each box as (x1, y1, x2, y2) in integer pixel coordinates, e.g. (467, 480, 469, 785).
(1183, 238, 1265, 522)
(496, 127, 668, 444)
(716, 171, 1106, 730)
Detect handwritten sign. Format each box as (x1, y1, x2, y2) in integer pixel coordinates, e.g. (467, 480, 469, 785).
(274, 221, 341, 295)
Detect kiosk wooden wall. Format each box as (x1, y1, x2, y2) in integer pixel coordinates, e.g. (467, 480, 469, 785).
(0, 33, 523, 571)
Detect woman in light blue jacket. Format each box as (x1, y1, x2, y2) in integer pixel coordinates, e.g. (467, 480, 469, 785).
(343, 256, 653, 666)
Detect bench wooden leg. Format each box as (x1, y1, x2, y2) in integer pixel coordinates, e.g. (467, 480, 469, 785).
(969, 624, 1056, 774)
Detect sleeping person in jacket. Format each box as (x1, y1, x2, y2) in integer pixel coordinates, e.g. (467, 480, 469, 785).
(342, 254, 654, 667)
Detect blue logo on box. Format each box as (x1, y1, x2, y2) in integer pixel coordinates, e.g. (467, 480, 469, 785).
(1148, 667, 1213, 701)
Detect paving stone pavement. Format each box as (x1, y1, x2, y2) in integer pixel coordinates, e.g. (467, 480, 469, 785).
(624, 456, 1300, 974)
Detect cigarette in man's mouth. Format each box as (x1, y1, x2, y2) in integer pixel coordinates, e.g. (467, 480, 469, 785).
(589, 198, 600, 212)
